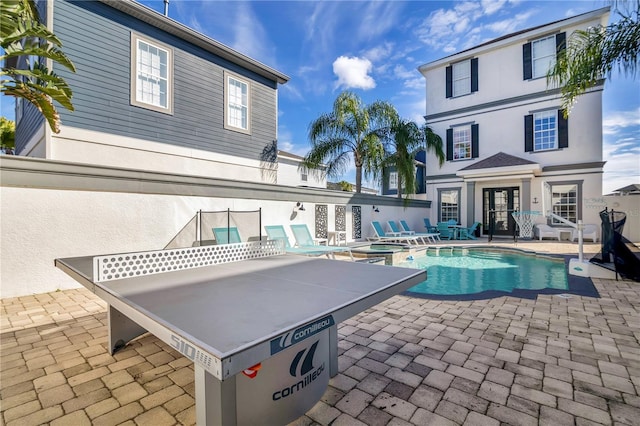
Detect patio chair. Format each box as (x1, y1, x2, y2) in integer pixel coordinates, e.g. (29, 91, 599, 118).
(457, 222, 481, 240)
(290, 224, 328, 246)
(400, 220, 440, 243)
(423, 218, 438, 233)
(212, 227, 242, 244)
(388, 220, 414, 235)
(573, 224, 599, 243)
(371, 221, 421, 245)
(436, 222, 453, 240)
(265, 225, 353, 260)
(535, 224, 560, 241)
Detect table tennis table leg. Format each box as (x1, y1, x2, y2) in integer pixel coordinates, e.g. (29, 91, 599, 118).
(108, 305, 147, 354)
(329, 326, 338, 377)
(195, 364, 236, 426)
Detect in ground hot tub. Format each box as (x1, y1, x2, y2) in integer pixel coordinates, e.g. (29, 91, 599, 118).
(351, 242, 421, 265)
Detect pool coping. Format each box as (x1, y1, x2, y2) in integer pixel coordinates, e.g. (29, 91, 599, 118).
(401, 245, 600, 301)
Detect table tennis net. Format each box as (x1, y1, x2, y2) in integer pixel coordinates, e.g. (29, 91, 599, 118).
(93, 240, 285, 282)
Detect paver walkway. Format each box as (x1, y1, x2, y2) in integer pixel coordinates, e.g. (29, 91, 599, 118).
(1, 241, 639, 425)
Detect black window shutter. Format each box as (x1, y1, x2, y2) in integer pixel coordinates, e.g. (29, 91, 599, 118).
(524, 115, 534, 152)
(523, 42, 532, 80)
(471, 124, 479, 158)
(445, 65, 452, 98)
(556, 32, 566, 56)
(558, 110, 568, 148)
(471, 58, 478, 93)
(446, 128, 453, 161)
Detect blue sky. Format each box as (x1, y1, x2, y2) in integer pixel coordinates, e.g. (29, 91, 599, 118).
(2, 0, 638, 193)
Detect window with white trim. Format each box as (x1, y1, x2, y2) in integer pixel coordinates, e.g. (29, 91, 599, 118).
(551, 183, 578, 225)
(131, 34, 172, 114)
(224, 72, 250, 133)
(452, 60, 471, 97)
(439, 189, 460, 223)
(389, 171, 398, 190)
(534, 110, 557, 151)
(531, 35, 556, 79)
(453, 125, 471, 160)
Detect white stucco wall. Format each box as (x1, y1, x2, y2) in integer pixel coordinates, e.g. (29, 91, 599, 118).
(0, 158, 432, 298)
(423, 9, 610, 117)
(277, 157, 326, 188)
(49, 127, 277, 184)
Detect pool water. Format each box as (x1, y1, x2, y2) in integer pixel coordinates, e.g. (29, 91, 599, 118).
(399, 249, 568, 296)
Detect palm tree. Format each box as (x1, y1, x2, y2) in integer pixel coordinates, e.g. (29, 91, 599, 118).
(1, 0, 76, 133)
(547, 2, 639, 115)
(303, 91, 398, 193)
(386, 120, 445, 201)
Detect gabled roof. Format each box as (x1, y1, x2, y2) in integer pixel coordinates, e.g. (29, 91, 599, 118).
(614, 184, 640, 194)
(99, 0, 289, 84)
(459, 152, 537, 171)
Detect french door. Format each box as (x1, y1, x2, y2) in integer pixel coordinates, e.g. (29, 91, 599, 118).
(483, 187, 519, 236)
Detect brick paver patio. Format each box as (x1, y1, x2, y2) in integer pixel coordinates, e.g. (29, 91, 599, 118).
(1, 240, 639, 425)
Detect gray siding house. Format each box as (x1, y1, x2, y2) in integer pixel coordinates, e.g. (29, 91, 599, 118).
(15, 0, 289, 183)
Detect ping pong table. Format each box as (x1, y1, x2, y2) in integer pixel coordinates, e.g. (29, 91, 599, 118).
(55, 241, 425, 425)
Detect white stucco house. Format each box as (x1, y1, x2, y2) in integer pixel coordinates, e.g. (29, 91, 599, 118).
(276, 150, 326, 188)
(418, 7, 610, 237)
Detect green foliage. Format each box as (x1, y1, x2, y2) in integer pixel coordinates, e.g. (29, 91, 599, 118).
(303, 91, 398, 193)
(0, 117, 16, 150)
(1, 0, 75, 133)
(337, 180, 353, 192)
(385, 120, 445, 204)
(548, 2, 639, 115)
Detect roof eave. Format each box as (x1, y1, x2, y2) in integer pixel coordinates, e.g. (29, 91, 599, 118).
(456, 163, 542, 179)
(98, 0, 289, 84)
(418, 6, 610, 75)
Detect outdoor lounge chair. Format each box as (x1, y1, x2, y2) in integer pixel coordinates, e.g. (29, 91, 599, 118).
(265, 225, 353, 260)
(535, 224, 561, 241)
(399, 220, 440, 243)
(388, 221, 414, 235)
(573, 224, 599, 242)
(290, 224, 328, 246)
(212, 227, 242, 244)
(370, 221, 421, 245)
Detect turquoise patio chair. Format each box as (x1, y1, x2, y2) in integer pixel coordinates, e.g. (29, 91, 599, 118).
(400, 220, 440, 243)
(423, 218, 438, 233)
(290, 224, 327, 246)
(265, 225, 352, 260)
(371, 221, 421, 245)
(437, 222, 453, 240)
(388, 220, 413, 235)
(457, 222, 481, 240)
(290, 224, 353, 260)
(370, 221, 401, 241)
(212, 227, 242, 244)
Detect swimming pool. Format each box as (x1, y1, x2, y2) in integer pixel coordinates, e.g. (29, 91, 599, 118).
(399, 247, 570, 299)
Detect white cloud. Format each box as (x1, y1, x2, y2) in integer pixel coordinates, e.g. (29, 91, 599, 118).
(482, 0, 508, 15)
(357, 2, 404, 41)
(416, 2, 535, 54)
(603, 137, 640, 194)
(485, 11, 535, 34)
(363, 42, 395, 62)
(333, 56, 376, 90)
(603, 108, 640, 135)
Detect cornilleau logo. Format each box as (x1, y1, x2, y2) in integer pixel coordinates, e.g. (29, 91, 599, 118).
(272, 340, 325, 401)
(290, 341, 318, 377)
(270, 315, 334, 355)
